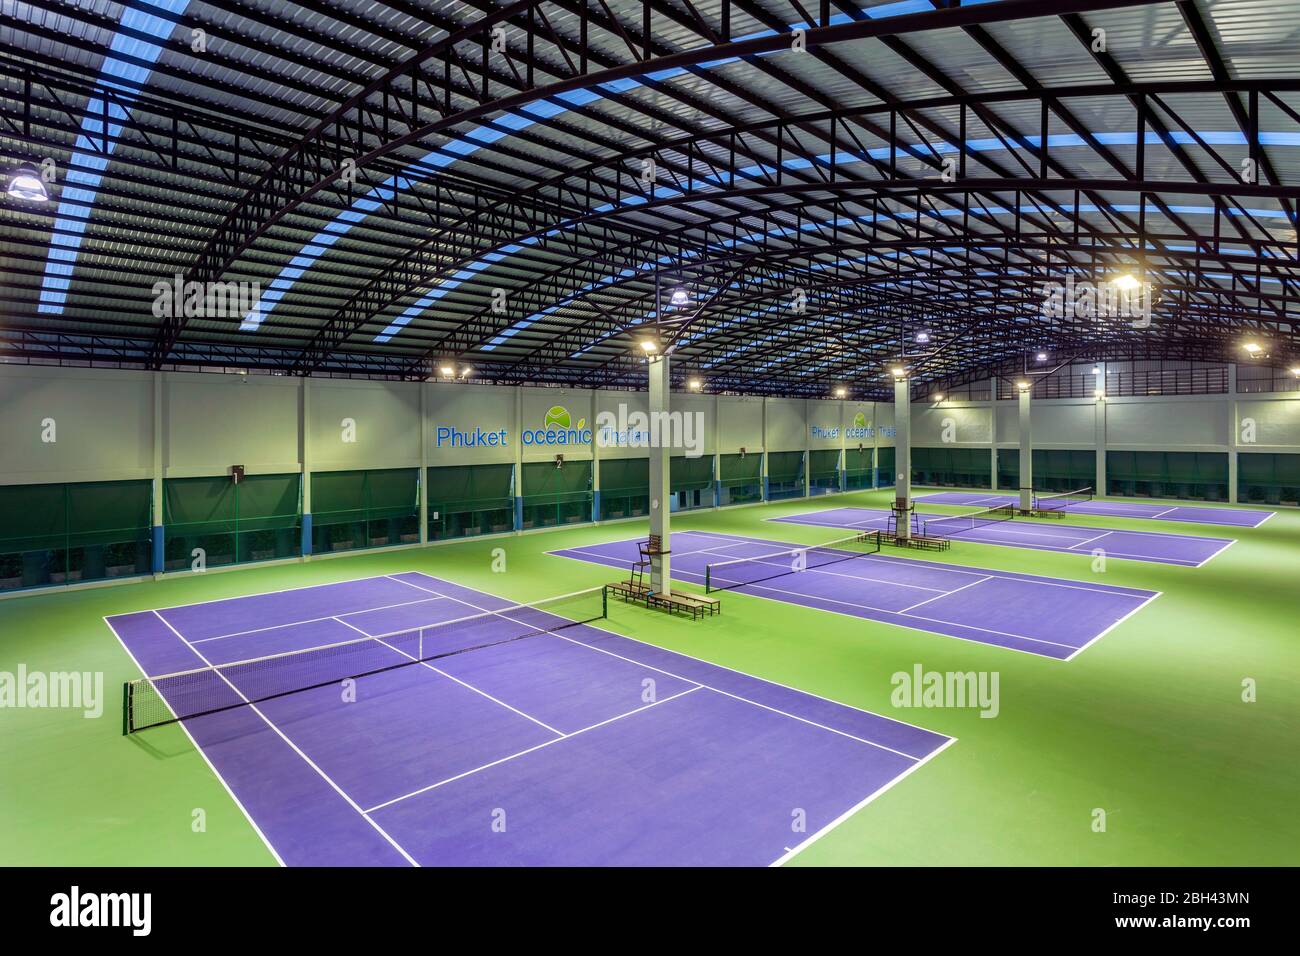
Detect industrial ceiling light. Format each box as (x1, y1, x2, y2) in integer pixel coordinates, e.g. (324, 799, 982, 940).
(638, 338, 659, 354)
(834, 386, 847, 398)
(6, 166, 47, 202)
(1290, 366, 1300, 377)
(933, 393, 944, 402)
(1112, 273, 1141, 291)
(687, 377, 702, 391)
(1091, 364, 1102, 375)
(669, 287, 690, 306)
(1016, 380, 1031, 391)
(460, 366, 473, 378)
(915, 331, 931, 343)
(1036, 351, 1048, 362)
(890, 366, 906, 378)
(1242, 341, 1263, 355)
(438, 363, 455, 377)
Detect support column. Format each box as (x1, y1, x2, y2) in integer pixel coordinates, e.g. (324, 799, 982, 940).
(894, 376, 912, 538)
(1228, 363, 1239, 503)
(989, 392, 999, 491)
(712, 394, 722, 507)
(1018, 383, 1033, 511)
(419, 381, 429, 544)
(838, 398, 847, 492)
(301, 377, 313, 558)
(513, 387, 524, 531)
(648, 355, 671, 594)
(1094, 363, 1107, 496)
(872, 401, 880, 489)
(761, 399, 770, 500)
(590, 390, 602, 521)
(803, 398, 811, 497)
(151, 372, 164, 576)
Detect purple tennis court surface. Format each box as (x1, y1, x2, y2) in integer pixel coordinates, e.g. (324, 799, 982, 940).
(107, 572, 951, 866)
(552, 531, 1159, 661)
(770, 507, 1233, 567)
(916, 491, 1274, 528)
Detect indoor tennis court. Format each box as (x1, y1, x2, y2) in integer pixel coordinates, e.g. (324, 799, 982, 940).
(1, 0, 1297, 888)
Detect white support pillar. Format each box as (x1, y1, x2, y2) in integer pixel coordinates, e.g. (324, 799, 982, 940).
(1094, 363, 1107, 496)
(152, 372, 164, 577)
(590, 389, 601, 521)
(648, 355, 671, 594)
(301, 377, 313, 559)
(803, 398, 811, 497)
(1018, 384, 1033, 511)
(1228, 363, 1239, 503)
(712, 394, 721, 508)
(894, 376, 912, 538)
(989, 392, 999, 491)
(419, 381, 429, 544)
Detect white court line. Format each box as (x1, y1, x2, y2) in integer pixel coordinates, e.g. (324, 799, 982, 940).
(105, 616, 287, 868)
(896, 575, 994, 614)
(1063, 590, 1164, 662)
(145, 611, 420, 867)
(188, 594, 450, 645)
(363, 686, 704, 814)
(404, 574, 935, 762)
(332, 614, 565, 737)
(771, 736, 959, 867)
(139, 573, 408, 614)
(780, 509, 1229, 565)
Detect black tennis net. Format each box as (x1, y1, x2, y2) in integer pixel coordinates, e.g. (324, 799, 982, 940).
(1033, 486, 1094, 513)
(703, 531, 881, 594)
(922, 504, 1015, 538)
(123, 586, 607, 734)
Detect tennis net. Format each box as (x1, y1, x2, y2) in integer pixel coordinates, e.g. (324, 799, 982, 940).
(1033, 486, 1094, 513)
(703, 531, 881, 594)
(922, 504, 1015, 538)
(122, 586, 607, 734)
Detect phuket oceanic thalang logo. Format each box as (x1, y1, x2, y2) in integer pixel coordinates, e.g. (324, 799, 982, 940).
(434, 423, 508, 447)
(847, 411, 873, 440)
(522, 405, 591, 446)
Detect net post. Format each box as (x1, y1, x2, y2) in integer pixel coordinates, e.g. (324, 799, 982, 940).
(602, 584, 608, 619)
(121, 681, 131, 736)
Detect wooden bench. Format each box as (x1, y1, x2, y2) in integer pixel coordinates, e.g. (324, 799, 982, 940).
(879, 531, 952, 551)
(604, 582, 720, 620)
(650, 590, 720, 620)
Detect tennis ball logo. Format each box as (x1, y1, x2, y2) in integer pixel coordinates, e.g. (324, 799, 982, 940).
(544, 405, 585, 430)
(852, 412, 867, 429)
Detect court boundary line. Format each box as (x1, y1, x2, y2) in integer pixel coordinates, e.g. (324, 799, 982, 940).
(188, 594, 451, 645)
(333, 615, 566, 737)
(116, 568, 959, 864)
(362, 686, 704, 814)
(389, 572, 950, 753)
(771, 735, 959, 867)
(915, 492, 1276, 528)
(147, 610, 421, 867)
(552, 531, 1161, 599)
(103, 615, 288, 869)
(770, 510, 1233, 566)
(550, 542, 1134, 661)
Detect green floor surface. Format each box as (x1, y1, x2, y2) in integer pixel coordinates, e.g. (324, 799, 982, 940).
(1, 487, 1295, 866)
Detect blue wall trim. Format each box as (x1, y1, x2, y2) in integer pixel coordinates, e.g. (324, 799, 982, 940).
(514, 497, 524, 531)
(301, 513, 313, 556)
(592, 490, 601, 522)
(151, 526, 164, 574)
